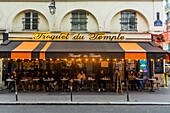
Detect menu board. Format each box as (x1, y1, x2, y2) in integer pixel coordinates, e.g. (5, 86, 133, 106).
(101, 61, 109, 68)
(155, 60, 163, 74)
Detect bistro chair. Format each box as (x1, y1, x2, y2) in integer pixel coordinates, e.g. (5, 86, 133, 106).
(86, 76, 95, 91)
(143, 76, 151, 89)
(106, 76, 112, 90)
(152, 76, 160, 89)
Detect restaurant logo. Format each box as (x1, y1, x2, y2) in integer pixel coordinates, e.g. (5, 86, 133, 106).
(33, 32, 125, 41)
(89, 33, 125, 41)
(68, 53, 102, 58)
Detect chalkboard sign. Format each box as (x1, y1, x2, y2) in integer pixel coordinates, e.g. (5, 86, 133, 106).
(154, 60, 163, 74)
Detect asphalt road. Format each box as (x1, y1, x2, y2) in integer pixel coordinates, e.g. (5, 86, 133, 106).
(0, 105, 170, 113)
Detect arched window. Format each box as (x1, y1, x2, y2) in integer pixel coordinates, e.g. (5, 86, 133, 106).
(22, 12, 39, 30)
(71, 11, 87, 31)
(121, 11, 137, 31)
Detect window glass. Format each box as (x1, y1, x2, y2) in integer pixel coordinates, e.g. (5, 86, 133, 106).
(23, 12, 39, 30)
(33, 12, 38, 18)
(71, 11, 87, 31)
(25, 12, 31, 18)
(72, 24, 78, 30)
(121, 11, 137, 31)
(80, 24, 86, 30)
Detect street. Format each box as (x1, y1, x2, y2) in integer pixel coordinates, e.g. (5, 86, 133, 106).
(0, 105, 170, 113)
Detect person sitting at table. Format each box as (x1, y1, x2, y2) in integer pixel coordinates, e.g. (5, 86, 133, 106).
(77, 70, 86, 90)
(136, 71, 143, 90)
(98, 70, 107, 92)
(33, 71, 41, 91)
(38, 71, 44, 91)
(42, 71, 50, 92)
(5, 73, 12, 91)
(28, 73, 34, 91)
(20, 73, 27, 92)
(61, 72, 71, 91)
(11, 71, 19, 91)
(53, 71, 62, 91)
(128, 70, 137, 91)
(49, 71, 58, 91)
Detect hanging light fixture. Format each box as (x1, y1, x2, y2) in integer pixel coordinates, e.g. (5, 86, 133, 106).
(49, 0, 56, 15)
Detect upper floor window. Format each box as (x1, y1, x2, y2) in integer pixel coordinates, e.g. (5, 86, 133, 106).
(71, 11, 87, 31)
(22, 12, 39, 30)
(121, 12, 137, 31)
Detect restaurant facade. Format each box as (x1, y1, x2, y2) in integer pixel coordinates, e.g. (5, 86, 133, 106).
(0, 0, 166, 88)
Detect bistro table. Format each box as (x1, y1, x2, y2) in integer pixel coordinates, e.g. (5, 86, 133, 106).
(6, 79, 14, 82)
(20, 79, 28, 82)
(43, 79, 55, 91)
(61, 78, 69, 91)
(135, 78, 143, 81)
(61, 78, 69, 81)
(73, 79, 81, 91)
(100, 77, 111, 90)
(20, 79, 28, 91)
(135, 78, 144, 91)
(73, 79, 80, 82)
(87, 77, 95, 90)
(6, 79, 15, 91)
(32, 78, 40, 90)
(100, 78, 111, 81)
(33, 78, 40, 81)
(43, 79, 54, 82)
(148, 78, 156, 91)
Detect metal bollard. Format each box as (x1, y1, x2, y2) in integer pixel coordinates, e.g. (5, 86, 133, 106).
(70, 82, 73, 101)
(126, 78, 129, 101)
(15, 80, 18, 101)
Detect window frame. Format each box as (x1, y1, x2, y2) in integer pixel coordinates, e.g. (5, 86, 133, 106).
(22, 12, 39, 31)
(120, 11, 137, 31)
(71, 11, 88, 31)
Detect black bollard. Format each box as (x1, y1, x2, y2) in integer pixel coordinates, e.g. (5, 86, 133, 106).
(70, 82, 73, 101)
(15, 80, 18, 101)
(126, 78, 129, 101)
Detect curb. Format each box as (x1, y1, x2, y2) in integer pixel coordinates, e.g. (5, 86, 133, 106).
(0, 102, 170, 105)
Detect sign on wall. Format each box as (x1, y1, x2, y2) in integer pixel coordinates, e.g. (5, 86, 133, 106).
(140, 60, 148, 73)
(33, 32, 125, 41)
(155, 60, 164, 74)
(154, 20, 162, 26)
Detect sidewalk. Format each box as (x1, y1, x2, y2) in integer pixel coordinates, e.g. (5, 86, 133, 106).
(0, 87, 170, 105)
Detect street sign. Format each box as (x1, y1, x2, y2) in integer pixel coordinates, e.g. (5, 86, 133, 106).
(154, 20, 163, 26)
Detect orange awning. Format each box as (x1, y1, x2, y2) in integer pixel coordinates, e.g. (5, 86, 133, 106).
(11, 42, 40, 59)
(40, 42, 52, 59)
(119, 43, 146, 59)
(125, 53, 146, 60)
